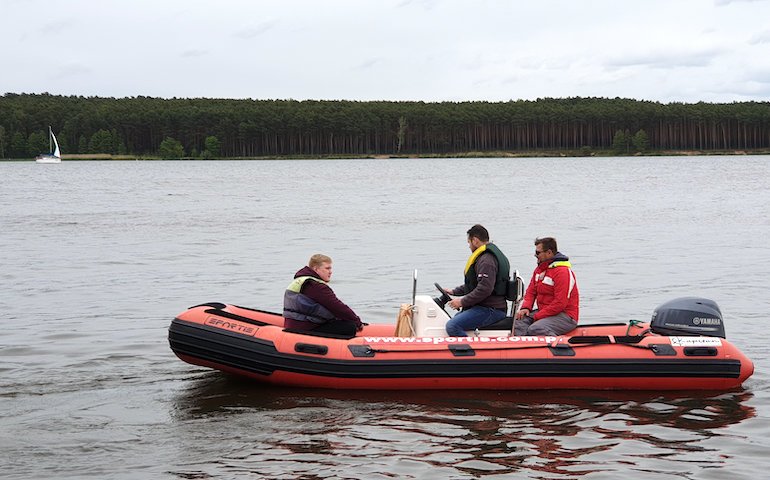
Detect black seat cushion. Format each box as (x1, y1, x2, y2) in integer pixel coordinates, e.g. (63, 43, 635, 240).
(478, 316, 513, 330)
(282, 328, 356, 340)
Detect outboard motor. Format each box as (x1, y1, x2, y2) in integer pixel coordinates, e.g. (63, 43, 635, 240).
(650, 297, 725, 338)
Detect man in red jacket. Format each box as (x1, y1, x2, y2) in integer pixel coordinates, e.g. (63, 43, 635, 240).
(514, 237, 579, 336)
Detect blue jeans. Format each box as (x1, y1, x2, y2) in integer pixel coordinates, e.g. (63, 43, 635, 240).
(445, 306, 507, 337)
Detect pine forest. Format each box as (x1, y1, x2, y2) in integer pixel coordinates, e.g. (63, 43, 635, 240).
(1, 93, 769, 158)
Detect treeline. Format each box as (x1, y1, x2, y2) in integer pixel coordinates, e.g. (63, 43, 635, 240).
(1, 93, 769, 158)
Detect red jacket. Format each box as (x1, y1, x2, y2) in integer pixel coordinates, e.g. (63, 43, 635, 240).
(521, 253, 579, 322)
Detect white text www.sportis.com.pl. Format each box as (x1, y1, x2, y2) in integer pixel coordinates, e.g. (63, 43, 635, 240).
(363, 336, 559, 345)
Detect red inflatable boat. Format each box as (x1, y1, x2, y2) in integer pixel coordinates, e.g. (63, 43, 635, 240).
(168, 294, 754, 391)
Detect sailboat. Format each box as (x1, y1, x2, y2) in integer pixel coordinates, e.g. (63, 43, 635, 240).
(35, 126, 62, 163)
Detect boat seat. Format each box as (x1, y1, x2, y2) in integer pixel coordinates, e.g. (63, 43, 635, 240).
(506, 273, 525, 317)
(462, 270, 524, 332)
(478, 316, 514, 330)
(282, 328, 356, 340)
(472, 273, 523, 332)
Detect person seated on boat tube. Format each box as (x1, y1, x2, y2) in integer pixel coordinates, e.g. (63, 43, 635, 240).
(514, 237, 579, 336)
(443, 224, 511, 337)
(283, 254, 364, 336)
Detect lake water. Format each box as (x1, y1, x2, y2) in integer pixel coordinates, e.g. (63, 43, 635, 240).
(1, 156, 769, 479)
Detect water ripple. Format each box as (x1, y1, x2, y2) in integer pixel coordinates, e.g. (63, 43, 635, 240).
(2, 158, 769, 479)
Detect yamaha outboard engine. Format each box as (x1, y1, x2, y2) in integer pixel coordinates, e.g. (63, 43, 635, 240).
(650, 297, 725, 338)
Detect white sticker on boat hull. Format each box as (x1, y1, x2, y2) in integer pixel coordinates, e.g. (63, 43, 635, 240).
(670, 337, 723, 347)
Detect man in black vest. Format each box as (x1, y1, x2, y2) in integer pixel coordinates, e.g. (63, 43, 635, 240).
(444, 224, 511, 337)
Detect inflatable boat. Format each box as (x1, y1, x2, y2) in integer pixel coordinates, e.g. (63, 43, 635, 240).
(168, 277, 753, 391)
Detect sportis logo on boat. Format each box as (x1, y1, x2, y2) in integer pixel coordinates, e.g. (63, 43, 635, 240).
(204, 316, 258, 336)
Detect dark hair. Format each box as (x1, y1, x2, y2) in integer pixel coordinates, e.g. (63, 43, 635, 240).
(535, 237, 558, 253)
(467, 224, 489, 242)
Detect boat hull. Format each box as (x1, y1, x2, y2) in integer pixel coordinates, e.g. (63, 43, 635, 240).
(35, 154, 61, 163)
(168, 303, 754, 391)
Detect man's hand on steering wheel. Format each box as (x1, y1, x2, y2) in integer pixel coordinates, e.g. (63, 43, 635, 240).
(448, 298, 463, 310)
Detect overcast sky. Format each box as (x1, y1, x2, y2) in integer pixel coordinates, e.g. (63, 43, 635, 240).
(4, 0, 770, 103)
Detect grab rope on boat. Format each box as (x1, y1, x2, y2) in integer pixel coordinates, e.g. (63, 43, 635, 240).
(625, 319, 648, 336)
(364, 336, 655, 354)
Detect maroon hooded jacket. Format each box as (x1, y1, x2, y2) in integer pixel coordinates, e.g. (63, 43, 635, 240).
(283, 266, 362, 331)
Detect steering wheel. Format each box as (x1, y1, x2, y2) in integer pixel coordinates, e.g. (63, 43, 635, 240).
(433, 282, 453, 310)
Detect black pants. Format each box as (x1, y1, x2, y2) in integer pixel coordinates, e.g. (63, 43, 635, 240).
(313, 321, 358, 336)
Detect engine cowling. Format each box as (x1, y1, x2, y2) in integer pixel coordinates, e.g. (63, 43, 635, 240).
(650, 297, 725, 338)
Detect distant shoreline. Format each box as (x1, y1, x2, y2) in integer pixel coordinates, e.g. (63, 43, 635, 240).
(4, 149, 770, 162)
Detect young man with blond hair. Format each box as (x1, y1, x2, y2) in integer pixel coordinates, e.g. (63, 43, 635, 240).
(283, 254, 363, 336)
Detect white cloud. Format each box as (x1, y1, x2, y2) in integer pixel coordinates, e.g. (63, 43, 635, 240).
(181, 49, 208, 58)
(52, 63, 92, 80)
(232, 20, 279, 40)
(749, 30, 770, 44)
(3, 0, 770, 103)
(714, 0, 767, 5)
(606, 48, 722, 69)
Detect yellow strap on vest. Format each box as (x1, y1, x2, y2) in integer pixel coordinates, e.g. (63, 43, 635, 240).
(549, 260, 572, 268)
(286, 275, 327, 292)
(464, 244, 487, 274)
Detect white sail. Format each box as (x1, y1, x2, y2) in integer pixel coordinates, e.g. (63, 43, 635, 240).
(35, 126, 62, 163)
(51, 129, 61, 158)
